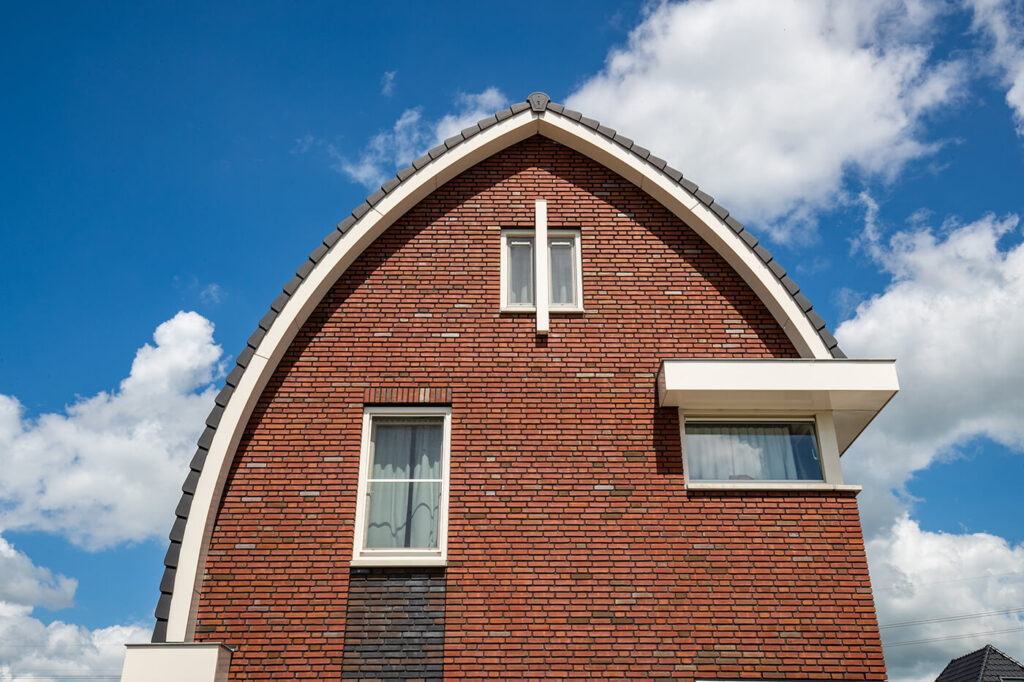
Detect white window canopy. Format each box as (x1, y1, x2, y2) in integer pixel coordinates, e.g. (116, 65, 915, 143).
(658, 359, 898, 455)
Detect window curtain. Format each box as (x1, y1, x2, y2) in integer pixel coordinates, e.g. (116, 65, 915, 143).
(686, 423, 821, 481)
(549, 239, 575, 306)
(366, 420, 442, 549)
(508, 238, 534, 305)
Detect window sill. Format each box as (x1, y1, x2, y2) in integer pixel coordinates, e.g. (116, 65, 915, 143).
(350, 555, 448, 568)
(500, 306, 585, 314)
(687, 481, 862, 493)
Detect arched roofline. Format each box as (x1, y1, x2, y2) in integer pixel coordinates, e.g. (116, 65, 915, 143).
(152, 92, 844, 642)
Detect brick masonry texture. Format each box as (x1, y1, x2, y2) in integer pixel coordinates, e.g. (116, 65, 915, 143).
(193, 136, 886, 679)
(342, 568, 446, 680)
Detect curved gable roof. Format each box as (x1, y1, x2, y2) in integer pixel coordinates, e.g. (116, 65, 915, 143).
(151, 91, 845, 642)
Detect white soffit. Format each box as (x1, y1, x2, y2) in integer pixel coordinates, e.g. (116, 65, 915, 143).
(658, 359, 899, 454)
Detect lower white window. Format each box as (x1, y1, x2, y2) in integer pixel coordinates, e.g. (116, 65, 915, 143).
(500, 229, 583, 311)
(352, 406, 451, 566)
(685, 420, 823, 482)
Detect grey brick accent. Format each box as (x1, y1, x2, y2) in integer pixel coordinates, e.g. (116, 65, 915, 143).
(342, 567, 446, 680)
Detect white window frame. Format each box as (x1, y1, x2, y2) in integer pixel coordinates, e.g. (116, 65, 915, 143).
(680, 411, 852, 492)
(499, 229, 584, 313)
(351, 406, 451, 566)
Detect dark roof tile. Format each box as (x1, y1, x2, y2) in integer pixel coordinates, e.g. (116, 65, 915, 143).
(295, 260, 314, 279)
(350, 202, 371, 219)
(337, 215, 358, 232)
(381, 177, 401, 193)
(174, 493, 193, 518)
(768, 260, 787, 279)
(163, 542, 181, 568)
(158, 567, 176, 593)
(205, 405, 224, 429)
(322, 228, 342, 248)
(510, 101, 530, 114)
(225, 365, 244, 387)
(270, 292, 290, 313)
(365, 189, 386, 206)
(477, 114, 499, 129)
(258, 310, 277, 331)
(282, 275, 303, 296)
(443, 135, 462, 149)
(214, 384, 234, 407)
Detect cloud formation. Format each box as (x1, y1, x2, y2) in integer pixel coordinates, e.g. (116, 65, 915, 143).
(0, 536, 76, 610)
(566, 0, 963, 240)
(332, 88, 507, 189)
(837, 210, 1024, 678)
(0, 311, 223, 549)
(968, 0, 1024, 135)
(0, 603, 147, 682)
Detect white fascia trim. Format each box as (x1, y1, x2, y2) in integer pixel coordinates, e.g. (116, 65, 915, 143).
(165, 110, 539, 642)
(536, 114, 832, 359)
(165, 108, 836, 641)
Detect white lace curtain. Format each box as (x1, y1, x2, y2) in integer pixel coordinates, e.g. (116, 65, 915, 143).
(366, 419, 443, 549)
(686, 422, 821, 481)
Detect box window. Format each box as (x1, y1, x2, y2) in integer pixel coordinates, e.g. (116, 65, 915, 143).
(685, 420, 823, 482)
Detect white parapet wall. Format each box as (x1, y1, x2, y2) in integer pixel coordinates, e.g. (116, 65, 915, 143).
(122, 642, 232, 682)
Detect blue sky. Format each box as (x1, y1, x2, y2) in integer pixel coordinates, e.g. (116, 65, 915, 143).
(2, 2, 1024, 680)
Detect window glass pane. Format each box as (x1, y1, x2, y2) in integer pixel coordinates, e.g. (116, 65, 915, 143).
(370, 418, 443, 479)
(365, 480, 440, 548)
(686, 422, 822, 481)
(549, 238, 576, 306)
(507, 238, 534, 305)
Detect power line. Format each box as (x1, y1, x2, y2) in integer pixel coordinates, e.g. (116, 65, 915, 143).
(880, 606, 1024, 629)
(885, 625, 1024, 648)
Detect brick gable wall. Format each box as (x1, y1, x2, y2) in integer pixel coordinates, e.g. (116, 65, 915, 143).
(193, 136, 886, 679)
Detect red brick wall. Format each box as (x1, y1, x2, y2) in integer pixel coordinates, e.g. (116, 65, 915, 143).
(193, 136, 886, 679)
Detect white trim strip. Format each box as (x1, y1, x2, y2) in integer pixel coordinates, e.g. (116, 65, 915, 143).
(534, 199, 549, 334)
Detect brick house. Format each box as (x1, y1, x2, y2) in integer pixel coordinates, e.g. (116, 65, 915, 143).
(122, 92, 899, 681)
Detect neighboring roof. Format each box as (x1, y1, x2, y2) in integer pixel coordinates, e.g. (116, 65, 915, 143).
(151, 92, 846, 642)
(936, 645, 1024, 682)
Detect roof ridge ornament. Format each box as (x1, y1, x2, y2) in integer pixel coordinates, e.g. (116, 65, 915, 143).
(527, 91, 550, 112)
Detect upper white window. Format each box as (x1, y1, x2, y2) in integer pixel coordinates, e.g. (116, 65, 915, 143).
(500, 229, 582, 312)
(352, 406, 451, 566)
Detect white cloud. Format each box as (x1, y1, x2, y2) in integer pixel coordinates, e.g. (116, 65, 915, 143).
(566, 0, 964, 240)
(868, 517, 1024, 682)
(0, 311, 223, 550)
(836, 210, 1024, 679)
(968, 0, 1024, 135)
(838, 211, 1024, 532)
(0, 601, 147, 682)
(332, 87, 507, 189)
(0, 536, 75, 611)
(199, 283, 224, 305)
(381, 70, 397, 96)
